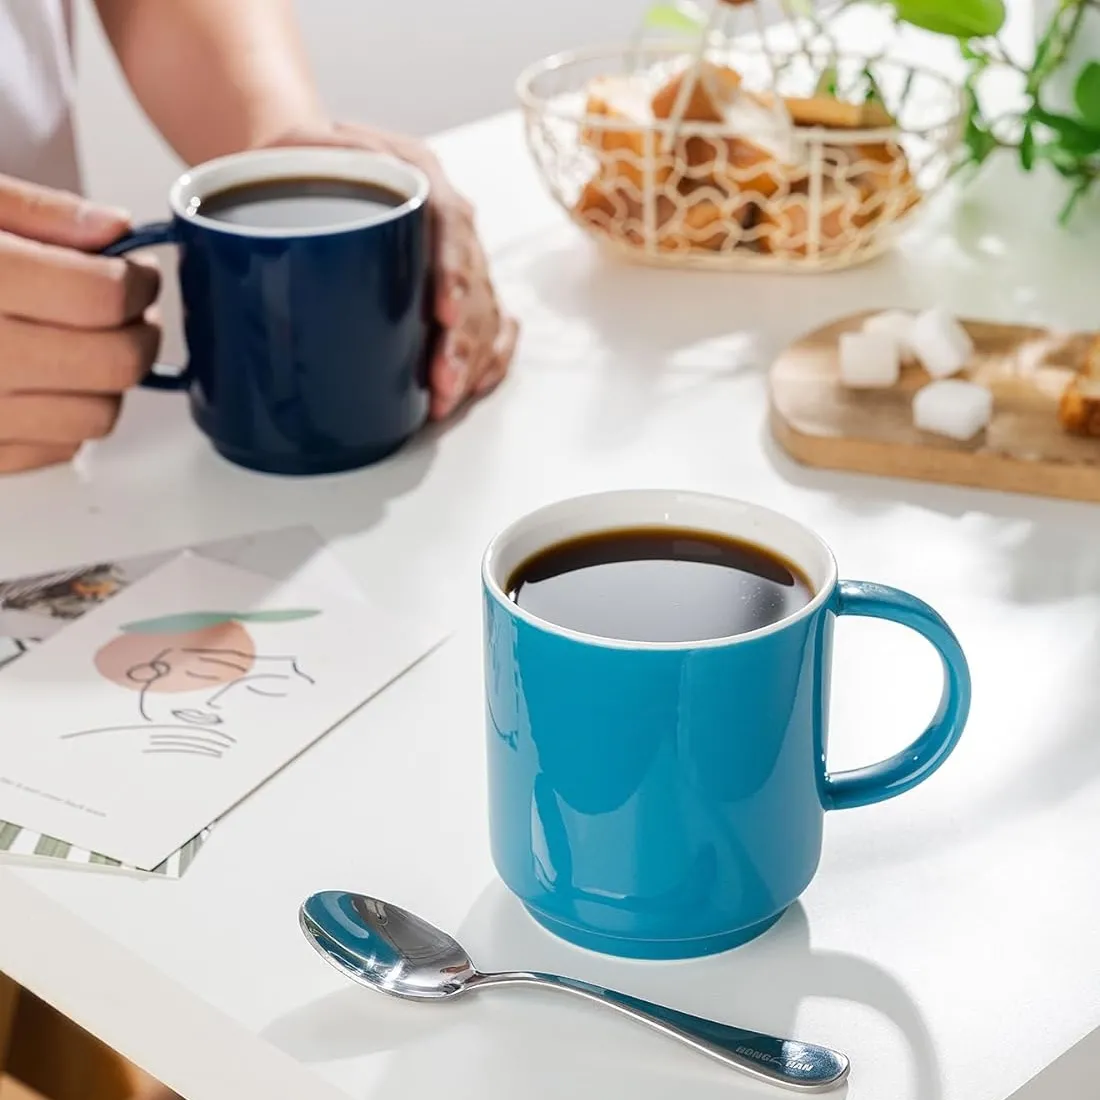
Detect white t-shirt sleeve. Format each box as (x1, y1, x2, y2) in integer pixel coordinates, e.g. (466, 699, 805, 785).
(0, 0, 81, 193)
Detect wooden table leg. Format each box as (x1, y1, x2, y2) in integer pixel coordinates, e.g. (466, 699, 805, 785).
(0, 971, 19, 1074)
(0, 974, 175, 1100)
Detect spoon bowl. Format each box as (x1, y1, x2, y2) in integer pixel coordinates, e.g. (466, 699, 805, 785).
(300, 891, 477, 1000)
(300, 891, 850, 1093)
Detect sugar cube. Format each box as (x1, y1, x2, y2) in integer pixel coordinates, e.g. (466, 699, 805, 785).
(913, 379, 993, 441)
(908, 307, 974, 379)
(862, 310, 916, 359)
(839, 331, 900, 389)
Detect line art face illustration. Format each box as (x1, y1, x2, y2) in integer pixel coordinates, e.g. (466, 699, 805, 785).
(64, 610, 320, 757)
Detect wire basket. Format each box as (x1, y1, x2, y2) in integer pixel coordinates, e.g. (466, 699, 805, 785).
(517, 41, 963, 272)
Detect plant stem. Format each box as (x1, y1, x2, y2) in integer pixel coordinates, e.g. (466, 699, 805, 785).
(982, 38, 1029, 75)
(1059, 173, 1096, 223)
(1029, 0, 1089, 95)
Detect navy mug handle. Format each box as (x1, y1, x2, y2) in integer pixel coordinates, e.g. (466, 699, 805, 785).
(822, 580, 971, 812)
(100, 221, 188, 392)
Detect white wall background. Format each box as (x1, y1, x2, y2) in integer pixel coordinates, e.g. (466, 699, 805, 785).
(73, 0, 643, 213)
(72, 0, 643, 361)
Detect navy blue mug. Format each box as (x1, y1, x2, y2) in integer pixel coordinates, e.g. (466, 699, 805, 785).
(483, 491, 971, 959)
(104, 148, 432, 475)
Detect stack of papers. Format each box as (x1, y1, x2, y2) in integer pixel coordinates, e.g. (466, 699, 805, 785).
(0, 528, 444, 875)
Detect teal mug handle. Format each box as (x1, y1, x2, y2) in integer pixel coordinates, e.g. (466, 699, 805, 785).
(100, 221, 188, 392)
(823, 580, 971, 811)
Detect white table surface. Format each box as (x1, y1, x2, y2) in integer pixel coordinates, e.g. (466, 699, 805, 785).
(3, 102, 1100, 1100)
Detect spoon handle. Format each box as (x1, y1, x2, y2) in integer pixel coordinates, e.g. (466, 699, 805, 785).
(477, 971, 849, 1092)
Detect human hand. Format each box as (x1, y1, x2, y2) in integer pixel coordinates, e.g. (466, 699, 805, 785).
(0, 175, 161, 473)
(265, 123, 519, 420)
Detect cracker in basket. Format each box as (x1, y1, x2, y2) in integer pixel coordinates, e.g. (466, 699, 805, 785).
(658, 181, 754, 253)
(849, 140, 910, 176)
(574, 176, 644, 244)
(677, 87, 800, 201)
(574, 176, 677, 247)
(765, 93, 895, 130)
(682, 132, 787, 200)
(753, 181, 874, 257)
(581, 74, 674, 188)
(650, 61, 743, 123)
(828, 141, 921, 219)
(580, 63, 745, 190)
(574, 173, 750, 254)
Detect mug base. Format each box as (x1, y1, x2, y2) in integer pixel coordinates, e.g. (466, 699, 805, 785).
(210, 435, 410, 476)
(523, 904, 787, 960)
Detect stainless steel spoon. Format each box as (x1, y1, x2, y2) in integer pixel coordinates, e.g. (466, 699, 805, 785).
(299, 890, 850, 1093)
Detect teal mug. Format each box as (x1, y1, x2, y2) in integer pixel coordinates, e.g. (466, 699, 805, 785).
(482, 491, 971, 959)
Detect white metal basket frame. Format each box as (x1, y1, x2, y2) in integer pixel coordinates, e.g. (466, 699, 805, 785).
(517, 41, 965, 272)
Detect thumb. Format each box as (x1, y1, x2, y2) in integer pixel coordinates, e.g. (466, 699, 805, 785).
(0, 173, 131, 250)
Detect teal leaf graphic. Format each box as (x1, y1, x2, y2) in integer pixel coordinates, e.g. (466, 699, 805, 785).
(235, 610, 321, 625)
(121, 609, 320, 634)
(122, 612, 238, 634)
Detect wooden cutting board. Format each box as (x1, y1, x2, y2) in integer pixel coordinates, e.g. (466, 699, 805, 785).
(769, 311, 1100, 503)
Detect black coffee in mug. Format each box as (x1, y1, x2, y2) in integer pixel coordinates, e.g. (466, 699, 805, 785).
(507, 526, 813, 644)
(194, 177, 407, 229)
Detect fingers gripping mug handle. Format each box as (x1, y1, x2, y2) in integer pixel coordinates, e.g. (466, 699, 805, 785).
(100, 221, 188, 392)
(823, 580, 971, 812)
(101, 221, 176, 257)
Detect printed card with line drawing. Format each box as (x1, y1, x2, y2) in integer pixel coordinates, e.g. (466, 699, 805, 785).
(0, 525, 371, 875)
(0, 551, 442, 870)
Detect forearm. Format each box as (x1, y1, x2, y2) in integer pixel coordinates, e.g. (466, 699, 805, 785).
(94, 0, 329, 164)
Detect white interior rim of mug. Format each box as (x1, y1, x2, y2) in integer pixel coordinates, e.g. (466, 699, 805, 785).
(482, 490, 840, 651)
(169, 146, 430, 238)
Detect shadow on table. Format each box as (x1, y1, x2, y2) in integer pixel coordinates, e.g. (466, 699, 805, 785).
(111, 388, 443, 548)
(260, 981, 455, 1062)
(58, 388, 445, 565)
(761, 427, 1100, 605)
(509, 228, 1039, 461)
(516, 234, 932, 373)
(506, 245, 761, 454)
(763, 427, 1100, 859)
(261, 882, 940, 1099)
(210, 431, 440, 547)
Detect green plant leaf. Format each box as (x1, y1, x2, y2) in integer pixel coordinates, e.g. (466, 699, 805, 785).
(1030, 105, 1100, 155)
(642, 2, 705, 33)
(962, 87, 998, 167)
(964, 117, 998, 165)
(862, 65, 885, 104)
(814, 64, 839, 98)
(1033, 138, 1087, 176)
(1020, 121, 1035, 170)
(1029, 19, 1056, 92)
(1074, 61, 1100, 130)
(1029, 1, 1090, 94)
(890, 0, 1006, 39)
